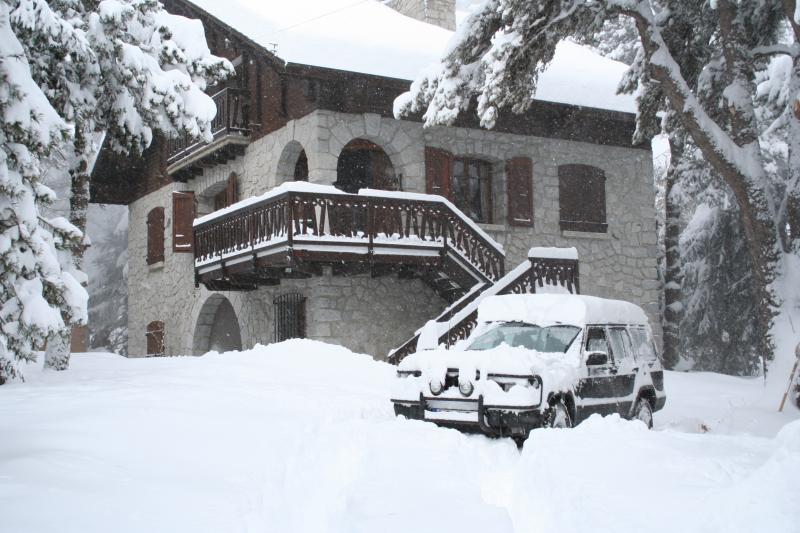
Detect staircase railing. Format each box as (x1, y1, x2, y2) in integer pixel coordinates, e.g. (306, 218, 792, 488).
(388, 253, 580, 364)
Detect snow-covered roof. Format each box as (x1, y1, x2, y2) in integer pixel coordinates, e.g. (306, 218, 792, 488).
(477, 294, 650, 327)
(186, 0, 636, 113)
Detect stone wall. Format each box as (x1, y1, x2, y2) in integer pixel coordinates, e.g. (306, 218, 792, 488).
(127, 108, 661, 359)
(388, 0, 456, 30)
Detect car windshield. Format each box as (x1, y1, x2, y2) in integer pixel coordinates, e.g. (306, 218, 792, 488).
(467, 322, 581, 353)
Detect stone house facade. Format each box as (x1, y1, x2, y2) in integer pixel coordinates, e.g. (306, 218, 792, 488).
(92, 0, 661, 359)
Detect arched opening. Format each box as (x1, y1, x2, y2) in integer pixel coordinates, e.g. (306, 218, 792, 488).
(335, 138, 398, 193)
(193, 294, 243, 355)
(277, 140, 308, 183)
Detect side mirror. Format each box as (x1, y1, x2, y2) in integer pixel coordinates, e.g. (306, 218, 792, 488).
(586, 351, 609, 366)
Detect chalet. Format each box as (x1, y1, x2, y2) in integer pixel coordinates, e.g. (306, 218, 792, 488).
(91, 0, 661, 359)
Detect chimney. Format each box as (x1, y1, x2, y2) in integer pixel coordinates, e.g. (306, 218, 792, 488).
(387, 0, 456, 31)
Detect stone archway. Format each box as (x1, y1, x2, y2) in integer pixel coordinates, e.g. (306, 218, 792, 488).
(193, 294, 243, 355)
(335, 138, 398, 193)
(277, 140, 309, 182)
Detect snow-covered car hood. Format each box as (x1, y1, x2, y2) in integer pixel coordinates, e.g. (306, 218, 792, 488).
(393, 344, 581, 406)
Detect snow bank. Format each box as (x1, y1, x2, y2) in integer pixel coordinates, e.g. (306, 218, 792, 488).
(477, 294, 649, 327)
(185, 0, 636, 113)
(1, 343, 798, 532)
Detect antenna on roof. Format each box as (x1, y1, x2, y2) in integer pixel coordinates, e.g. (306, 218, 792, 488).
(268, 43, 278, 54)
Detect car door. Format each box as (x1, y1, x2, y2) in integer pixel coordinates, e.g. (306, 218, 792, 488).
(606, 327, 637, 415)
(576, 326, 619, 422)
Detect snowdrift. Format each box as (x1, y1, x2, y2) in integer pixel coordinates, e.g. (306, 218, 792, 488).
(0, 341, 798, 533)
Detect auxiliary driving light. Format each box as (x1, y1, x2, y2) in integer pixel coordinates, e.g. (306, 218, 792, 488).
(459, 380, 474, 396)
(429, 379, 444, 395)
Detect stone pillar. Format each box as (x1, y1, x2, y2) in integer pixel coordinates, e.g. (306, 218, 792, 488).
(387, 0, 456, 31)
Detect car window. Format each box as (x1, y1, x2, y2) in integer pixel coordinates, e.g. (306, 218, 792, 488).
(468, 322, 581, 353)
(629, 327, 658, 362)
(607, 327, 634, 368)
(585, 327, 609, 356)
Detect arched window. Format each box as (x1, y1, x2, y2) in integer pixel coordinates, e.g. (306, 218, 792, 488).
(336, 138, 397, 192)
(146, 321, 165, 356)
(558, 164, 607, 233)
(146, 207, 165, 264)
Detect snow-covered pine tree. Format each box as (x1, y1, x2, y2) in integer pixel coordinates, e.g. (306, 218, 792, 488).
(7, 0, 233, 370)
(0, 2, 87, 382)
(397, 0, 800, 389)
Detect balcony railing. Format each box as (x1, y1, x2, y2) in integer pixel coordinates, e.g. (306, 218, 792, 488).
(193, 186, 505, 287)
(167, 87, 251, 173)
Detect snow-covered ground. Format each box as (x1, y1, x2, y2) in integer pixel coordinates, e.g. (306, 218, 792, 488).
(1, 341, 798, 533)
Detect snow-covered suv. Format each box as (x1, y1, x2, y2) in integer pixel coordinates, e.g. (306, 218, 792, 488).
(391, 294, 666, 440)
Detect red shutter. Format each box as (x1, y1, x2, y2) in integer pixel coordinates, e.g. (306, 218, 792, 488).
(425, 147, 452, 198)
(506, 157, 533, 226)
(172, 191, 195, 252)
(226, 173, 238, 206)
(146, 321, 165, 356)
(147, 207, 165, 264)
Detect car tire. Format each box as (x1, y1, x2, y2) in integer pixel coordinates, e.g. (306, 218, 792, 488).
(631, 397, 654, 429)
(544, 400, 572, 429)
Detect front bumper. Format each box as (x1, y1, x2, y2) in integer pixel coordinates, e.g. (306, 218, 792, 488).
(392, 393, 545, 438)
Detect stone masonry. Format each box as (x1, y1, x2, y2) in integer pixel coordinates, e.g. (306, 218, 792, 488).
(127, 108, 661, 359)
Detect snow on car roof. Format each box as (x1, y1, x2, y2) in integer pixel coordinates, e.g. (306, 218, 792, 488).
(186, 0, 636, 113)
(477, 294, 649, 328)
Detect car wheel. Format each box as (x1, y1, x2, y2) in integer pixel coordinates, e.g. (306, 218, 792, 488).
(632, 397, 654, 429)
(545, 400, 572, 429)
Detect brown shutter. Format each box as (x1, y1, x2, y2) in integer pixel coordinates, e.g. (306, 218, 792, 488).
(425, 147, 452, 198)
(146, 321, 165, 356)
(147, 207, 165, 264)
(172, 191, 195, 252)
(506, 157, 533, 226)
(558, 164, 607, 233)
(226, 173, 238, 206)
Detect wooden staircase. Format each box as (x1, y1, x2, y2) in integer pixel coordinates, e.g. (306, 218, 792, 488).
(388, 249, 580, 364)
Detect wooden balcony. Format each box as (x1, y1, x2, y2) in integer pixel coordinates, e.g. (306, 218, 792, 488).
(193, 186, 505, 296)
(167, 87, 251, 181)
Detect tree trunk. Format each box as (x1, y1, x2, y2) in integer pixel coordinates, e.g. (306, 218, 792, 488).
(662, 135, 684, 369)
(627, 9, 780, 370)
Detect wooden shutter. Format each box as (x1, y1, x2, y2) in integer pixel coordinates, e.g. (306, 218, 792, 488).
(425, 147, 452, 197)
(147, 207, 165, 264)
(226, 173, 238, 206)
(558, 164, 608, 233)
(172, 191, 195, 253)
(146, 321, 165, 356)
(506, 157, 533, 226)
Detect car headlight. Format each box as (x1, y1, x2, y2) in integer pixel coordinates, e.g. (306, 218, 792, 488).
(458, 380, 474, 396)
(429, 379, 443, 395)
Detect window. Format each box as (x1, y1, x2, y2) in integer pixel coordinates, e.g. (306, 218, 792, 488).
(274, 293, 306, 342)
(558, 164, 607, 233)
(172, 191, 195, 253)
(629, 327, 658, 363)
(585, 327, 609, 355)
(451, 158, 492, 223)
(146, 321, 165, 356)
(467, 322, 580, 352)
(146, 207, 165, 265)
(294, 150, 309, 181)
(506, 157, 533, 226)
(607, 327, 634, 367)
